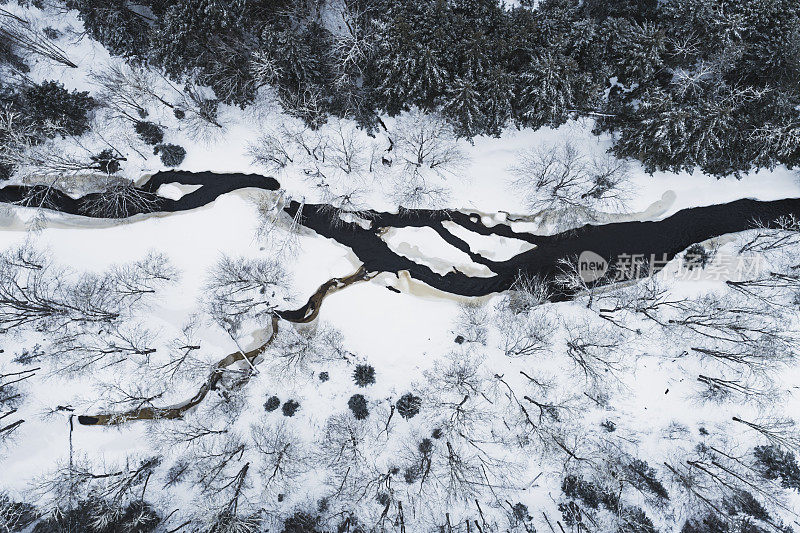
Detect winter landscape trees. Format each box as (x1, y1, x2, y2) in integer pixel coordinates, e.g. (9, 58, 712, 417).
(1, 0, 800, 531)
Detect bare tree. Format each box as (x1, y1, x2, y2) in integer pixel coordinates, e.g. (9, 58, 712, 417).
(90, 63, 172, 121)
(0, 9, 76, 68)
(392, 111, 465, 180)
(510, 141, 630, 220)
(562, 318, 625, 385)
(205, 255, 291, 344)
(497, 307, 555, 359)
(250, 419, 309, 498)
(454, 302, 489, 345)
(81, 178, 160, 218)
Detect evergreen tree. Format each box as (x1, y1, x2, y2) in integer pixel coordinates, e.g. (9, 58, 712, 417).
(22, 80, 95, 137)
(753, 445, 800, 490)
(66, 0, 150, 57)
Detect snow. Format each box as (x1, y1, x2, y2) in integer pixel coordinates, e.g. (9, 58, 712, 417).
(2, 1, 800, 529)
(381, 226, 494, 277)
(441, 220, 536, 261)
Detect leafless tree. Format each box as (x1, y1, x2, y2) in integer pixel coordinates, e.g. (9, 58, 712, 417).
(0, 366, 36, 443)
(0, 8, 76, 68)
(247, 129, 294, 174)
(251, 419, 309, 498)
(502, 273, 551, 315)
(90, 63, 174, 121)
(733, 417, 800, 455)
(267, 324, 349, 375)
(738, 215, 800, 254)
(454, 302, 489, 345)
(554, 255, 611, 308)
(392, 111, 465, 180)
(81, 178, 160, 218)
(562, 318, 625, 385)
(205, 255, 290, 343)
(49, 322, 156, 375)
(510, 141, 630, 219)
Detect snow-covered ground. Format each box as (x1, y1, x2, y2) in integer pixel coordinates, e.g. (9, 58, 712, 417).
(2, 2, 800, 531)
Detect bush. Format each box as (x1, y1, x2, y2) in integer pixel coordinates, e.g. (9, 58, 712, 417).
(318, 371, 329, 382)
(154, 143, 186, 167)
(282, 399, 300, 417)
(282, 512, 322, 533)
(135, 121, 164, 145)
(23, 80, 95, 137)
(683, 244, 713, 270)
(418, 438, 433, 456)
(91, 149, 122, 174)
(264, 395, 280, 412)
(352, 364, 375, 387)
(403, 466, 420, 483)
(395, 393, 421, 419)
(348, 394, 369, 420)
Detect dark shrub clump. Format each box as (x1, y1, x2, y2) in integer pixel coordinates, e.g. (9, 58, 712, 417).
(282, 511, 322, 533)
(396, 393, 421, 419)
(154, 143, 186, 167)
(282, 399, 300, 417)
(352, 364, 375, 386)
(318, 371, 329, 382)
(684, 244, 713, 270)
(348, 394, 369, 420)
(90, 149, 122, 174)
(264, 395, 281, 412)
(135, 121, 165, 145)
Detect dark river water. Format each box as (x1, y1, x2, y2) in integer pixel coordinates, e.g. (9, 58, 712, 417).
(2, 171, 799, 298)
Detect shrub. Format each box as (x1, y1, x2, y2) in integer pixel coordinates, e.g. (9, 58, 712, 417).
(282, 512, 322, 533)
(601, 420, 616, 432)
(173, 108, 186, 119)
(418, 438, 433, 456)
(282, 399, 300, 417)
(619, 506, 657, 533)
(135, 121, 164, 145)
(348, 394, 369, 420)
(684, 244, 713, 270)
(395, 393, 421, 419)
(23, 81, 95, 137)
(318, 371, 329, 382)
(511, 502, 531, 522)
(91, 149, 122, 174)
(154, 143, 186, 167)
(264, 395, 280, 412)
(352, 364, 375, 386)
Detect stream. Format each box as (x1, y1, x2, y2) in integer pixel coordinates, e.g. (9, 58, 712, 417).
(3, 170, 799, 299)
(3, 171, 799, 425)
